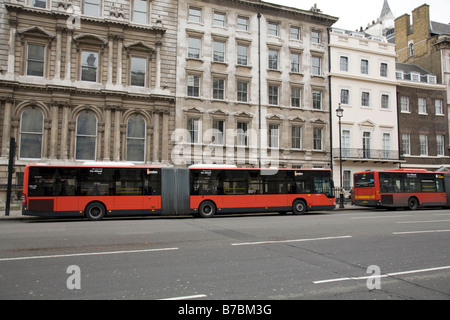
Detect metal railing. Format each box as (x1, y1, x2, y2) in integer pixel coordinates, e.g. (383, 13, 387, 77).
(333, 148, 400, 161)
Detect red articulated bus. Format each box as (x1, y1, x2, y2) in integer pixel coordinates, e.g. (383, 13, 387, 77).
(22, 164, 336, 220)
(353, 169, 450, 210)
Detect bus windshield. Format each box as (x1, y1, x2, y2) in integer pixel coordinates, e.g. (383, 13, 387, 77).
(354, 172, 375, 188)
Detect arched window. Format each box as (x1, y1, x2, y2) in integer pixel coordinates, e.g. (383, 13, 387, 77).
(20, 107, 44, 159)
(126, 114, 146, 162)
(76, 111, 97, 160)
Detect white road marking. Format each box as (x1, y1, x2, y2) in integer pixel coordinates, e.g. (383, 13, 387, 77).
(0, 247, 179, 262)
(351, 215, 412, 219)
(231, 235, 352, 246)
(160, 294, 208, 300)
(397, 220, 450, 224)
(314, 265, 450, 284)
(393, 229, 450, 235)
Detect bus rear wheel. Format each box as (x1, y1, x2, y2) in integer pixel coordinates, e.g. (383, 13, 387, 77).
(292, 200, 307, 215)
(198, 201, 216, 218)
(86, 202, 106, 221)
(407, 197, 419, 210)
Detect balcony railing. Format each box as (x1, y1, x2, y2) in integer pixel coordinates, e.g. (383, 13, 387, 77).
(333, 148, 400, 161)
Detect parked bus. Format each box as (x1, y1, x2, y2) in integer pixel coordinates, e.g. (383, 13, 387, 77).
(22, 164, 336, 220)
(353, 169, 450, 210)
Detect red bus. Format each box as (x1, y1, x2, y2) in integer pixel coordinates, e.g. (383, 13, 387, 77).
(353, 169, 450, 210)
(22, 164, 335, 220)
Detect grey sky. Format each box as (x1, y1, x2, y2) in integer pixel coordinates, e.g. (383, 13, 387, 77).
(268, 0, 450, 31)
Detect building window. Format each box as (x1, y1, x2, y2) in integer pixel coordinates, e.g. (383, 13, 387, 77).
(26, 44, 45, 77)
(237, 44, 249, 66)
(381, 94, 389, 109)
(291, 87, 301, 108)
(419, 135, 428, 156)
(213, 12, 226, 27)
(311, 31, 321, 44)
(312, 56, 321, 76)
(409, 42, 414, 57)
(313, 128, 323, 151)
(380, 63, 388, 77)
(20, 107, 43, 159)
(84, 0, 100, 17)
(291, 53, 301, 73)
(187, 75, 200, 97)
(382, 133, 391, 159)
(237, 122, 248, 147)
(268, 49, 278, 70)
(435, 99, 444, 115)
(402, 134, 411, 156)
(188, 37, 201, 59)
(340, 89, 349, 105)
(237, 16, 249, 31)
(418, 98, 427, 114)
(342, 129, 351, 157)
(212, 120, 225, 145)
(268, 22, 279, 36)
(130, 56, 146, 87)
(132, 0, 148, 24)
(361, 59, 369, 74)
(188, 118, 200, 144)
(400, 96, 410, 112)
(292, 126, 302, 149)
(213, 78, 225, 100)
(76, 111, 97, 161)
(343, 170, 352, 191)
(188, 7, 202, 23)
(31, 0, 46, 9)
(361, 92, 370, 107)
(363, 132, 371, 158)
(340, 56, 348, 72)
(290, 27, 300, 40)
(81, 51, 98, 82)
(437, 135, 445, 156)
(126, 114, 146, 162)
(268, 85, 279, 105)
(237, 81, 249, 102)
(213, 40, 226, 63)
(312, 91, 322, 110)
(269, 125, 279, 148)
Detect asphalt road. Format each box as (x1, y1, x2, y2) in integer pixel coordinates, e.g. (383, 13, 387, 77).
(0, 208, 449, 301)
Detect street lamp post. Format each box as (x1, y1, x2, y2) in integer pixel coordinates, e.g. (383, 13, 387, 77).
(336, 104, 344, 209)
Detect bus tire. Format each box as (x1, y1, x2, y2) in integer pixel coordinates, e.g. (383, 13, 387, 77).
(85, 202, 106, 221)
(407, 197, 419, 210)
(292, 200, 307, 215)
(198, 201, 216, 218)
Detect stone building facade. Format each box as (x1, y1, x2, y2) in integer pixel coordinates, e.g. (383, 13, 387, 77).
(0, 0, 178, 203)
(173, 0, 337, 169)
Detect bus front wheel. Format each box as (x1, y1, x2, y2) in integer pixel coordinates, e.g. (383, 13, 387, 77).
(85, 202, 106, 221)
(292, 200, 307, 215)
(407, 197, 419, 210)
(198, 201, 216, 218)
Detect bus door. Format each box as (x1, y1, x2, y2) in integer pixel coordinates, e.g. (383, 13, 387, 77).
(161, 168, 190, 215)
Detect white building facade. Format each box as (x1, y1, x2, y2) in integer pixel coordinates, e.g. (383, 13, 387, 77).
(329, 28, 401, 192)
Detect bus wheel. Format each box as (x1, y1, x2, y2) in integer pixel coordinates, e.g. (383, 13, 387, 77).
(292, 200, 307, 215)
(85, 202, 106, 221)
(198, 201, 216, 218)
(407, 197, 419, 210)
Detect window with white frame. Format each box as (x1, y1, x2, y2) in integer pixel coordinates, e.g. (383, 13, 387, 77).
(187, 75, 200, 97)
(81, 50, 98, 82)
(188, 7, 202, 23)
(31, 0, 47, 9)
(268, 85, 279, 105)
(311, 30, 321, 44)
(132, 0, 148, 24)
(237, 81, 249, 103)
(312, 90, 322, 110)
(342, 129, 351, 157)
(381, 94, 389, 109)
(188, 118, 200, 144)
(402, 134, 411, 156)
(237, 122, 248, 147)
(269, 124, 280, 148)
(291, 53, 301, 73)
(419, 134, 428, 156)
(126, 114, 146, 162)
(188, 37, 201, 59)
(212, 119, 225, 145)
(343, 170, 352, 191)
(130, 56, 146, 87)
(400, 96, 410, 112)
(291, 126, 302, 149)
(290, 27, 300, 40)
(340, 89, 349, 105)
(213, 78, 225, 100)
(84, 0, 101, 17)
(268, 49, 278, 70)
(380, 63, 388, 77)
(237, 16, 249, 31)
(20, 107, 44, 159)
(213, 12, 226, 27)
(313, 128, 323, 151)
(213, 40, 226, 63)
(237, 44, 249, 65)
(268, 22, 279, 36)
(340, 56, 348, 72)
(435, 99, 444, 115)
(418, 98, 427, 114)
(312, 56, 321, 76)
(382, 133, 391, 159)
(26, 43, 45, 77)
(361, 59, 369, 74)
(76, 111, 97, 161)
(361, 92, 370, 107)
(291, 87, 301, 108)
(437, 135, 445, 156)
